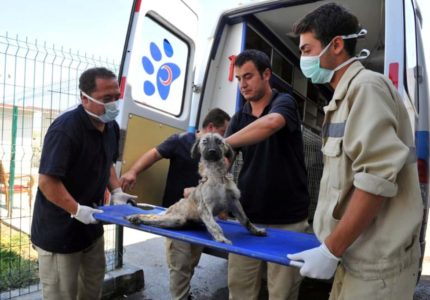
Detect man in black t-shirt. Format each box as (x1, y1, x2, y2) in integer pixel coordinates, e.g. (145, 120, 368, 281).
(225, 49, 310, 300)
(31, 67, 135, 300)
(120, 108, 230, 300)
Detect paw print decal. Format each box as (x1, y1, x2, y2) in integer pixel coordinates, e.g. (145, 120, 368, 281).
(142, 39, 181, 100)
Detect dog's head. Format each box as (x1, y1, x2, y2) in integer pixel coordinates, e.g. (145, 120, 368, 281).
(191, 133, 234, 162)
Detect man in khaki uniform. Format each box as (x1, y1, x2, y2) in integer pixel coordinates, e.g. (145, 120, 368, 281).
(287, 3, 423, 299)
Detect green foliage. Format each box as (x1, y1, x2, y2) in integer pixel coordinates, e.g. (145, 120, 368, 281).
(0, 225, 39, 292)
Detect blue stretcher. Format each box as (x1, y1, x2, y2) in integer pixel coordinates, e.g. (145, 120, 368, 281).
(94, 204, 320, 267)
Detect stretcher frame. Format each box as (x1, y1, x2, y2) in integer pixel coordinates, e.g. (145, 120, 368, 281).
(95, 204, 320, 266)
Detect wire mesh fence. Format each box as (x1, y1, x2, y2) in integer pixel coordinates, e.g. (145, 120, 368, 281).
(302, 126, 323, 223)
(0, 32, 120, 299)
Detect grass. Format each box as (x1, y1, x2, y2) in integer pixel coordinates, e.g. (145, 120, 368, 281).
(0, 222, 39, 292)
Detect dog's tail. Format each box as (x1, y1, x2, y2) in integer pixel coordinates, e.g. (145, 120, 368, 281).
(125, 214, 186, 228)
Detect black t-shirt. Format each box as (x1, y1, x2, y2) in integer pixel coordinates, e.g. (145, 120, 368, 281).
(31, 105, 119, 253)
(157, 132, 200, 207)
(226, 90, 309, 224)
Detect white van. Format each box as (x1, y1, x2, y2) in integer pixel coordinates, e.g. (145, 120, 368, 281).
(116, 0, 429, 269)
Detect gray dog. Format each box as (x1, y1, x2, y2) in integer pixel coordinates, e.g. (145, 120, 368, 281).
(126, 132, 266, 244)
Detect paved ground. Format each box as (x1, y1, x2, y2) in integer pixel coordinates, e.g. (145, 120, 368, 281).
(116, 226, 430, 300)
(11, 221, 430, 300)
(4, 192, 430, 299)
(121, 231, 229, 300)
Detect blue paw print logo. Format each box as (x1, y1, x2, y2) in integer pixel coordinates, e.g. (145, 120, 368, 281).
(142, 39, 181, 100)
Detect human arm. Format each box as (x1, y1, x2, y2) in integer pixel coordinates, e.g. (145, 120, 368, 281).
(287, 188, 384, 278)
(288, 79, 408, 279)
(225, 112, 285, 148)
(326, 80, 405, 256)
(38, 174, 102, 224)
(109, 164, 138, 205)
(39, 174, 79, 215)
(120, 147, 163, 190)
(108, 165, 121, 191)
(325, 188, 384, 256)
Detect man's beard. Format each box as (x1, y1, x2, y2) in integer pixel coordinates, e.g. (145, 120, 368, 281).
(244, 88, 265, 102)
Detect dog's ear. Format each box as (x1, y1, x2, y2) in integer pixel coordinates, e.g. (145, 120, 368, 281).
(191, 137, 200, 159)
(223, 141, 234, 160)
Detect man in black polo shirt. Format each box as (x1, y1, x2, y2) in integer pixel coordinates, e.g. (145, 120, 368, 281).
(31, 67, 135, 300)
(225, 49, 310, 300)
(120, 108, 230, 300)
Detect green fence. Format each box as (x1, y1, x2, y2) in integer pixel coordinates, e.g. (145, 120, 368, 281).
(0, 32, 120, 299)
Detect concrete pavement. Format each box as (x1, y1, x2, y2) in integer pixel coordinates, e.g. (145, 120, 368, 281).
(119, 225, 430, 300)
(13, 222, 430, 300)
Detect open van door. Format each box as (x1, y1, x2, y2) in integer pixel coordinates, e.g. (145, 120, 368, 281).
(117, 0, 198, 205)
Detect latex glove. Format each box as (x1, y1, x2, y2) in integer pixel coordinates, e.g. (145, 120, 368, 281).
(111, 187, 138, 205)
(71, 204, 103, 224)
(287, 242, 340, 279)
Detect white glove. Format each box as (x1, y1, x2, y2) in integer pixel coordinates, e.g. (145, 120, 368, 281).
(71, 204, 103, 224)
(287, 242, 340, 279)
(110, 187, 138, 205)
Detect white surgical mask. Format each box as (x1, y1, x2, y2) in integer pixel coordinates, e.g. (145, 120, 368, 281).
(81, 91, 119, 123)
(300, 29, 369, 84)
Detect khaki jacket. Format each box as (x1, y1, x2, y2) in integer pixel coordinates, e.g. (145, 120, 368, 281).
(314, 61, 423, 279)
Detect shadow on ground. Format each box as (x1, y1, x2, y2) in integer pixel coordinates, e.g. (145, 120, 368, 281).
(117, 235, 333, 300)
(415, 275, 430, 300)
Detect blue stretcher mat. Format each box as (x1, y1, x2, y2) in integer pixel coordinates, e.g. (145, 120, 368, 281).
(95, 204, 320, 266)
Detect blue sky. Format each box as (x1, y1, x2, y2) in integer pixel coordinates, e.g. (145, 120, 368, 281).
(0, 0, 133, 63)
(0, 0, 429, 71)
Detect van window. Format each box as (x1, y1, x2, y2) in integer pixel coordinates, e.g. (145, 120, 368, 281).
(272, 50, 293, 84)
(404, 0, 418, 108)
(126, 16, 190, 116)
(245, 27, 272, 59)
(244, 23, 327, 131)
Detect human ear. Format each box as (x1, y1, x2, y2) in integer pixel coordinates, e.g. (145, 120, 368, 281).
(263, 68, 271, 80)
(332, 37, 345, 55)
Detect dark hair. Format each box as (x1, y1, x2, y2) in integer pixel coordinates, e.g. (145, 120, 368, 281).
(202, 108, 231, 128)
(79, 67, 117, 94)
(234, 49, 272, 77)
(293, 3, 360, 57)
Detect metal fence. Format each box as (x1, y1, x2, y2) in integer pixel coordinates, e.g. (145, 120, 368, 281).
(302, 126, 323, 223)
(0, 32, 119, 299)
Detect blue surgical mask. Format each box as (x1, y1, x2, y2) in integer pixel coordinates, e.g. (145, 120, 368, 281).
(300, 29, 369, 84)
(81, 91, 119, 123)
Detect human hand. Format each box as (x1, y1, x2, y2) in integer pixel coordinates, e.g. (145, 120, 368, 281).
(183, 187, 195, 198)
(287, 242, 340, 279)
(72, 204, 103, 224)
(120, 170, 138, 191)
(111, 187, 138, 205)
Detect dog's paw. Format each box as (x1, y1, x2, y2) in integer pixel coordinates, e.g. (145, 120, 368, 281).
(252, 227, 267, 236)
(215, 236, 232, 244)
(125, 214, 145, 224)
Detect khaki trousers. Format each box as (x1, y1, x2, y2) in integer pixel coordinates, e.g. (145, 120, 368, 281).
(329, 262, 419, 300)
(228, 219, 309, 300)
(35, 236, 106, 300)
(165, 238, 204, 300)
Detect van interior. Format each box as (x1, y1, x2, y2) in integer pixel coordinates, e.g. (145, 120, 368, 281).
(195, 0, 386, 220)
